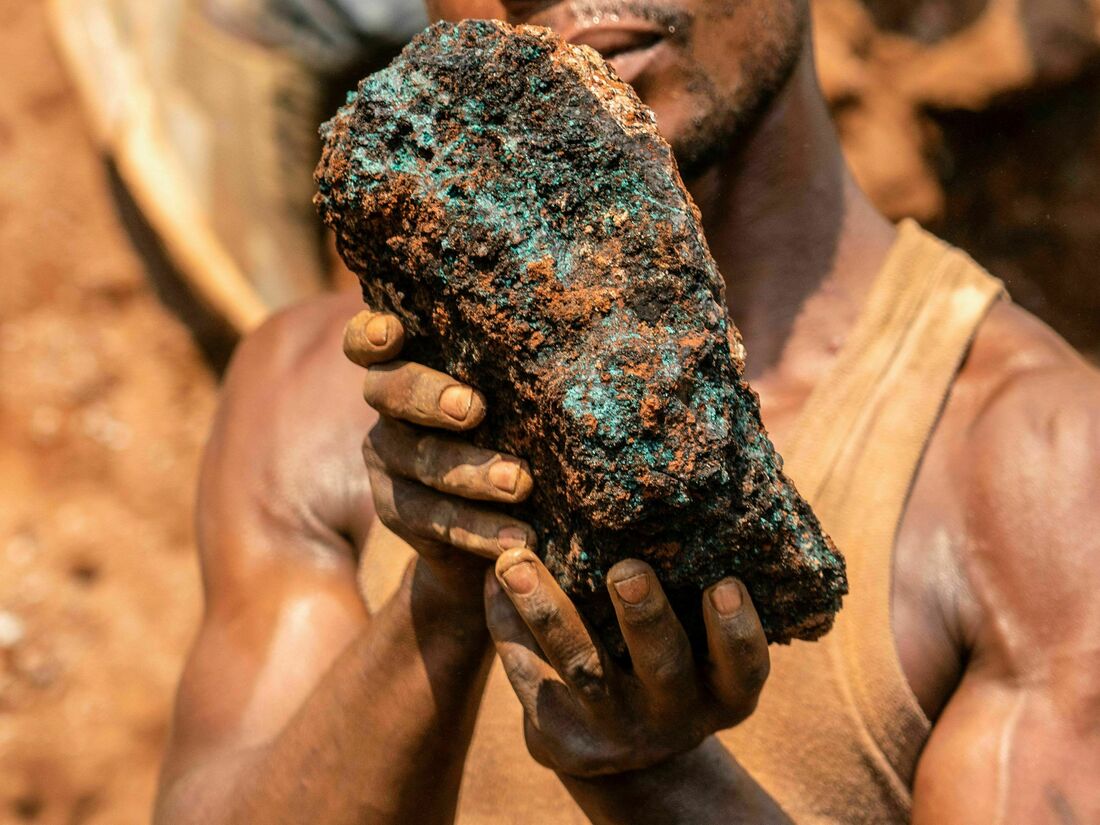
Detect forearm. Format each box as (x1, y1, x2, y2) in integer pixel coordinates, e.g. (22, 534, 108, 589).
(560, 738, 793, 825)
(160, 561, 493, 825)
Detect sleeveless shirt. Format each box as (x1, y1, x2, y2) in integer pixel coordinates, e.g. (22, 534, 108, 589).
(358, 220, 1005, 823)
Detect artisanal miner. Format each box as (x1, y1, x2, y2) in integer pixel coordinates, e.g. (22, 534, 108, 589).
(315, 19, 846, 650)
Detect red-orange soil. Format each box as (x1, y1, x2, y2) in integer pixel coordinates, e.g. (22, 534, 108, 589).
(0, 3, 214, 822)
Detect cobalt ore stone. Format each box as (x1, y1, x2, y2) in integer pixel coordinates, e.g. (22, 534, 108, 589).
(315, 19, 847, 651)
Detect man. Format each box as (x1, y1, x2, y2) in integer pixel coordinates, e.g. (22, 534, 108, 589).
(155, 0, 1100, 822)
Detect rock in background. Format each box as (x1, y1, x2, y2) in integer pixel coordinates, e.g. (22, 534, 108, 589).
(815, 0, 1100, 360)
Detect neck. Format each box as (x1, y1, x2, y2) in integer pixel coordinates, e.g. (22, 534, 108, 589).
(687, 43, 896, 395)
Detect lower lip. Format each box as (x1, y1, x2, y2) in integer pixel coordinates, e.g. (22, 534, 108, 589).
(605, 39, 666, 86)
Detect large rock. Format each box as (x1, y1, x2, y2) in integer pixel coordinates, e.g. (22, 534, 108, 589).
(315, 19, 846, 650)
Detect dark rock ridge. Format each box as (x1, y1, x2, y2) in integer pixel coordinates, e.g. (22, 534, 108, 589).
(315, 19, 846, 651)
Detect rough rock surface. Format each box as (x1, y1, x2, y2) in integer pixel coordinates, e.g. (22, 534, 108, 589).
(316, 19, 846, 650)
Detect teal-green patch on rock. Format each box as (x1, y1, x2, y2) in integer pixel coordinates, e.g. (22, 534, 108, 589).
(315, 19, 846, 654)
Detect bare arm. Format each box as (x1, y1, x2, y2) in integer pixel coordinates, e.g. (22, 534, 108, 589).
(155, 300, 521, 825)
(913, 364, 1100, 824)
(157, 558, 493, 825)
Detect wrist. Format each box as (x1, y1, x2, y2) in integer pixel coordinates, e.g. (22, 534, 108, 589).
(408, 555, 492, 641)
(560, 739, 792, 825)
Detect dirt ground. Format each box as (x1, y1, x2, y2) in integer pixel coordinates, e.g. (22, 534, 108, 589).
(0, 3, 214, 823)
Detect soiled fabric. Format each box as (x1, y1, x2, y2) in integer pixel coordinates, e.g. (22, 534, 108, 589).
(358, 221, 1005, 823)
(718, 220, 1004, 822)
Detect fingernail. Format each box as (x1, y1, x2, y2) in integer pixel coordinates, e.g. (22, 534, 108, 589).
(497, 526, 528, 550)
(488, 460, 520, 494)
(439, 385, 473, 421)
(501, 561, 538, 595)
(613, 573, 650, 605)
(710, 581, 744, 617)
(365, 316, 390, 347)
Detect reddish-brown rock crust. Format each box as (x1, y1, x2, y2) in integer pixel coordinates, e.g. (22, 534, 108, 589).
(315, 19, 847, 652)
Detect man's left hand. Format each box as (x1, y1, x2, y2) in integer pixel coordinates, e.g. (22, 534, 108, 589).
(484, 549, 770, 778)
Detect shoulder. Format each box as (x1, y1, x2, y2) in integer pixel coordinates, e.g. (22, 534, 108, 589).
(951, 300, 1100, 670)
(962, 300, 1100, 505)
(211, 290, 367, 471)
(199, 291, 376, 571)
(221, 290, 365, 397)
(909, 302, 1100, 825)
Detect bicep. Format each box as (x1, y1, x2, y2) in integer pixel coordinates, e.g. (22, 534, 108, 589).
(913, 669, 1100, 824)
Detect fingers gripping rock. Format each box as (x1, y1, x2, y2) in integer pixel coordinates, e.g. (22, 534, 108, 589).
(315, 20, 847, 655)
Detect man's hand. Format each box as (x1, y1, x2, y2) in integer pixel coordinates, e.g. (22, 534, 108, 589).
(344, 309, 537, 576)
(484, 549, 770, 778)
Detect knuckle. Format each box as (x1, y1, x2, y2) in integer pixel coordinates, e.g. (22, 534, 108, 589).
(361, 370, 385, 404)
(373, 497, 401, 532)
(648, 649, 692, 688)
(501, 648, 542, 687)
(622, 597, 671, 628)
(429, 498, 458, 542)
(523, 718, 627, 779)
(711, 661, 766, 721)
(712, 704, 742, 729)
(741, 690, 762, 717)
(523, 598, 560, 632)
(715, 689, 760, 726)
(742, 654, 771, 693)
(719, 621, 762, 655)
(361, 437, 384, 471)
(523, 722, 559, 770)
(566, 753, 604, 778)
(496, 625, 534, 648)
(561, 742, 627, 778)
(413, 433, 443, 485)
(362, 363, 408, 409)
(717, 629, 770, 693)
(562, 650, 605, 698)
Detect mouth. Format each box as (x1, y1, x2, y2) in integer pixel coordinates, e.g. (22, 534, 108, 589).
(561, 23, 669, 84)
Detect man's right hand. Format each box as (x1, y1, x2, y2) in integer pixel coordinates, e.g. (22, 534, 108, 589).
(343, 309, 537, 575)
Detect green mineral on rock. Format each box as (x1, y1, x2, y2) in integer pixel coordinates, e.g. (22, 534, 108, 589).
(315, 19, 846, 652)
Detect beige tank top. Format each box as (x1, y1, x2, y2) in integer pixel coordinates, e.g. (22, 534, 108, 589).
(359, 220, 1005, 823)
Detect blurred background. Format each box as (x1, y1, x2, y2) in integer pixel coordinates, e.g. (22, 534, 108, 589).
(2, 0, 1098, 821)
